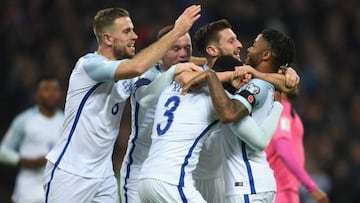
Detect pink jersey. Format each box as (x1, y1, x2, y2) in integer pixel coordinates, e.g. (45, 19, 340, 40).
(266, 98, 316, 197)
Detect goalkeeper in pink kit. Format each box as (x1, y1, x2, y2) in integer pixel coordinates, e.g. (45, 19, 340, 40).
(265, 90, 330, 203)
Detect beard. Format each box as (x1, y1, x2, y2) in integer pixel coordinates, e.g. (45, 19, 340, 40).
(113, 46, 134, 60)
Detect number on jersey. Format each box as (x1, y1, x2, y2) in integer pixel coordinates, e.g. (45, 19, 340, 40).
(156, 96, 180, 136)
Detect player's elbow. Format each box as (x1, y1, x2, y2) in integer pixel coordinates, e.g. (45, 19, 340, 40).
(218, 113, 238, 124)
(115, 61, 148, 80)
(249, 142, 267, 151)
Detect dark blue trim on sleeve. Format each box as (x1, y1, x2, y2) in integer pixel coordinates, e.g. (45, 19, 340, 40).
(134, 78, 152, 89)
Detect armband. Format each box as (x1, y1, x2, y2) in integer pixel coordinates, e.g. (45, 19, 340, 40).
(239, 90, 256, 108)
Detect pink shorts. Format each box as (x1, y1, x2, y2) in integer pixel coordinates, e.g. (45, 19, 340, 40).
(276, 190, 300, 203)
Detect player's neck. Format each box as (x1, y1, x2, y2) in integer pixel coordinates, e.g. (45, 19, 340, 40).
(159, 61, 171, 71)
(256, 63, 277, 73)
(39, 106, 56, 118)
(97, 46, 116, 60)
(206, 58, 216, 69)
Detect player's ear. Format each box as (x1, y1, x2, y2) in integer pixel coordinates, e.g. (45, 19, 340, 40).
(102, 33, 113, 46)
(262, 50, 272, 61)
(206, 45, 219, 57)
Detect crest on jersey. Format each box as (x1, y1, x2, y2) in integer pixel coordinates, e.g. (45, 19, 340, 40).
(245, 83, 260, 95)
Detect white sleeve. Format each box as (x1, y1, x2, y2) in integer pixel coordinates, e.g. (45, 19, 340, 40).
(228, 101, 283, 151)
(0, 112, 29, 165)
(234, 78, 274, 110)
(136, 65, 176, 108)
(83, 56, 122, 82)
(0, 142, 20, 165)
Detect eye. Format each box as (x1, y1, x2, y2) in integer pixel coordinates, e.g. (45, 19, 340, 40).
(123, 28, 132, 34)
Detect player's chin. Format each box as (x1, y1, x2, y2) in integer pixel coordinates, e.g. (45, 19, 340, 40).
(128, 50, 136, 57)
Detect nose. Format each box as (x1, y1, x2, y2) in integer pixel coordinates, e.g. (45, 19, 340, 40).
(179, 48, 190, 59)
(236, 40, 243, 49)
(132, 31, 138, 40)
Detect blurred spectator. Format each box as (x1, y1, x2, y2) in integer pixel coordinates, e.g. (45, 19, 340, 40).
(0, 75, 63, 203)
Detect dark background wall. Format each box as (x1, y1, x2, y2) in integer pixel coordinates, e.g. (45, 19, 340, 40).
(1, 0, 359, 202)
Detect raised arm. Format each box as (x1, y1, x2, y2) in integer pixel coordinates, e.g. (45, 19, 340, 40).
(115, 5, 201, 80)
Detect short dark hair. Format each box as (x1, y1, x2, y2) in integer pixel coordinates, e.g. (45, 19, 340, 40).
(93, 8, 130, 43)
(157, 25, 174, 39)
(261, 29, 295, 68)
(36, 73, 58, 87)
(212, 55, 243, 94)
(193, 19, 232, 56)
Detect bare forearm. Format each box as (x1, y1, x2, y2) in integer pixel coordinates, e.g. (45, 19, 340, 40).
(116, 30, 183, 80)
(206, 70, 248, 123)
(216, 71, 233, 83)
(19, 156, 47, 169)
(254, 72, 296, 93)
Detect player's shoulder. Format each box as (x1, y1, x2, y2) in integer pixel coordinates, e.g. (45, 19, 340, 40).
(55, 109, 65, 117)
(81, 52, 126, 68)
(11, 106, 38, 127)
(140, 65, 162, 80)
(244, 78, 274, 91)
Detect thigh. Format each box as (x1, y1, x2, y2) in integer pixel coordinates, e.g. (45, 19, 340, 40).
(226, 191, 275, 203)
(248, 191, 276, 203)
(93, 175, 119, 203)
(138, 179, 206, 203)
(120, 175, 140, 203)
(195, 176, 225, 203)
(44, 167, 101, 203)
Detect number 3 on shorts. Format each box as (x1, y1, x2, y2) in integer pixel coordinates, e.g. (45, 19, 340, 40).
(157, 96, 180, 136)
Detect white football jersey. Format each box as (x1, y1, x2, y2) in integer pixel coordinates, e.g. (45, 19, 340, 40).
(120, 64, 164, 203)
(192, 63, 224, 180)
(193, 127, 224, 179)
(139, 81, 220, 188)
(1, 106, 63, 203)
(121, 64, 163, 178)
(46, 52, 133, 178)
(222, 78, 277, 196)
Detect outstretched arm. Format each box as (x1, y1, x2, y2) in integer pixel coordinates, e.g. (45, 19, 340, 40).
(176, 70, 234, 92)
(136, 63, 202, 108)
(234, 66, 299, 93)
(114, 5, 201, 80)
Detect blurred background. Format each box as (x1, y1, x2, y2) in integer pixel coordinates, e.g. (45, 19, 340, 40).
(0, 0, 359, 202)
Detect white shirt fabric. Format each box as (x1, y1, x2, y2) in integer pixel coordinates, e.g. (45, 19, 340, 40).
(222, 78, 277, 197)
(0, 106, 63, 203)
(120, 64, 164, 203)
(139, 81, 220, 188)
(121, 64, 163, 181)
(46, 52, 133, 178)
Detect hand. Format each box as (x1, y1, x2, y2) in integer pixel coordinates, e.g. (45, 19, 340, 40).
(234, 65, 257, 78)
(174, 5, 201, 36)
(180, 70, 210, 95)
(174, 62, 203, 75)
(273, 90, 281, 102)
(232, 66, 253, 89)
(310, 188, 330, 203)
(19, 156, 47, 169)
(283, 67, 300, 88)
